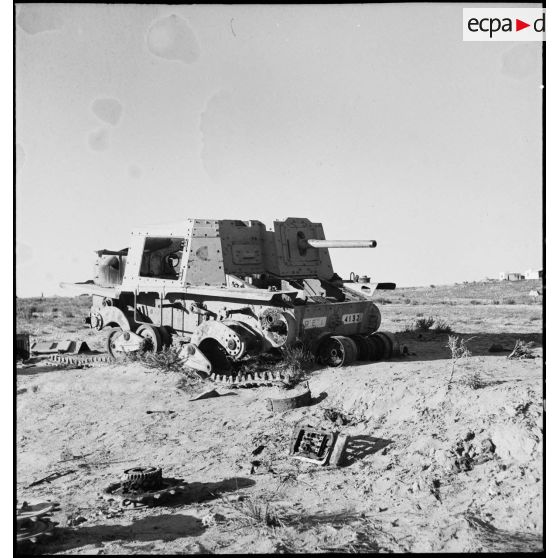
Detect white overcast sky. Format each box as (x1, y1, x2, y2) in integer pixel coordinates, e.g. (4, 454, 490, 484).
(15, 3, 542, 297)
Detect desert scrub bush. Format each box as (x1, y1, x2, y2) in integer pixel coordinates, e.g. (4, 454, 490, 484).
(125, 345, 187, 373)
(141, 345, 186, 372)
(504, 298, 516, 305)
(491, 300, 500, 305)
(508, 339, 536, 360)
(432, 319, 453, 334)
(275, 343, 315, 388)
(447, 335, 472, 390)
(63, 310, 75, 318)
(460, 369, 486, 390)
(414, 316, 435, 331)
(280, 343, 314, 372)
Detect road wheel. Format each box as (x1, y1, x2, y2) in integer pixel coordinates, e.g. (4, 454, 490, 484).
(136, 324, 162, 353)
(351, 334, 371, 361)
(106, 327, 125, 360)
(365, 334, 385, 361)
(318, 335, 358, 367)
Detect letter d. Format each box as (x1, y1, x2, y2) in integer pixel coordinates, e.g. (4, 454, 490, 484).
(534, 14, 545, 33)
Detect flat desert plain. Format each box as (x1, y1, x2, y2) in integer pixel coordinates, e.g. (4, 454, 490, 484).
(16, 280, 543, 554)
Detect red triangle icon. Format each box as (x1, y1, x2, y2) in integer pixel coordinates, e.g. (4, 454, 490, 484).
(516, 19, 530, 31)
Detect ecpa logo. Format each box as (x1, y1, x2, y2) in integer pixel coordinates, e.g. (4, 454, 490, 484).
(463, 8, 545, 41)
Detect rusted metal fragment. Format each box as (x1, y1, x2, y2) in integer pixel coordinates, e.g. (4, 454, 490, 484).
(17, 518, 56, 544)
(31, 340, 91, 355)
(16, 333, 30, 359)
(265, 383, 311, 412)
(189, 388, 220, 401)
(289, 424, 337, 465)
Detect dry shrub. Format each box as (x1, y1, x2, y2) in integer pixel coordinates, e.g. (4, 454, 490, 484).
(508, 340, 536, 360)
(274, 343, 315, 388)
(280, 343, 315, 372)
(464, 513, 542, 552)
(447, 335, 472, 390)
(140, 345, 186, 372)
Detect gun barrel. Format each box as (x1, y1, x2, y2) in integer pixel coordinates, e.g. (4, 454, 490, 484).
(306, 239, 377, 249)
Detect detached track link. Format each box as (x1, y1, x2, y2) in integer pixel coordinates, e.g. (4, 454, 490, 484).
(47, 353, 112, 366)
(208, 370, 288, 388)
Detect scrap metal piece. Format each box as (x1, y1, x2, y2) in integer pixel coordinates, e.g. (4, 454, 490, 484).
(17, 518, 56, 543)
(103, 478, 186, 508)
(103, 467, 186, 508)
(16, 333, 30, 359)
(289, 425, 337, 465)
(329, 433, 349, 467)
(266, 382, 311, 412)
(17, 501, 60, 521)
(26, 470, 76, 488)
(31, 340, 91, 355)
(189, 388, 220, 401)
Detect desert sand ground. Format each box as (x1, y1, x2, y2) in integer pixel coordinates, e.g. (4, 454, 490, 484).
(16, 280, 543, 554)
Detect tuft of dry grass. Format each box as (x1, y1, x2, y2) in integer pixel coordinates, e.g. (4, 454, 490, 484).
(464, 513, 542, 552)
(405, 316, 435, 332)
(432, 319, 453, 334)
(222, 494, 287, 529)
(460, 369, 486, 390)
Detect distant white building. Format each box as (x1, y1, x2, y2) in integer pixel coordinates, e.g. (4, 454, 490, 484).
(499, 272, 525, 281)
(524, 268, 543, 280)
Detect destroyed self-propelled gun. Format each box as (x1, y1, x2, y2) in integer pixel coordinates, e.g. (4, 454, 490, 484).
(62, 218, 397, 381)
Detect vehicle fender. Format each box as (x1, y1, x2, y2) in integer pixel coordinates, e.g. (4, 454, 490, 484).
(95, 305, 132, 331)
